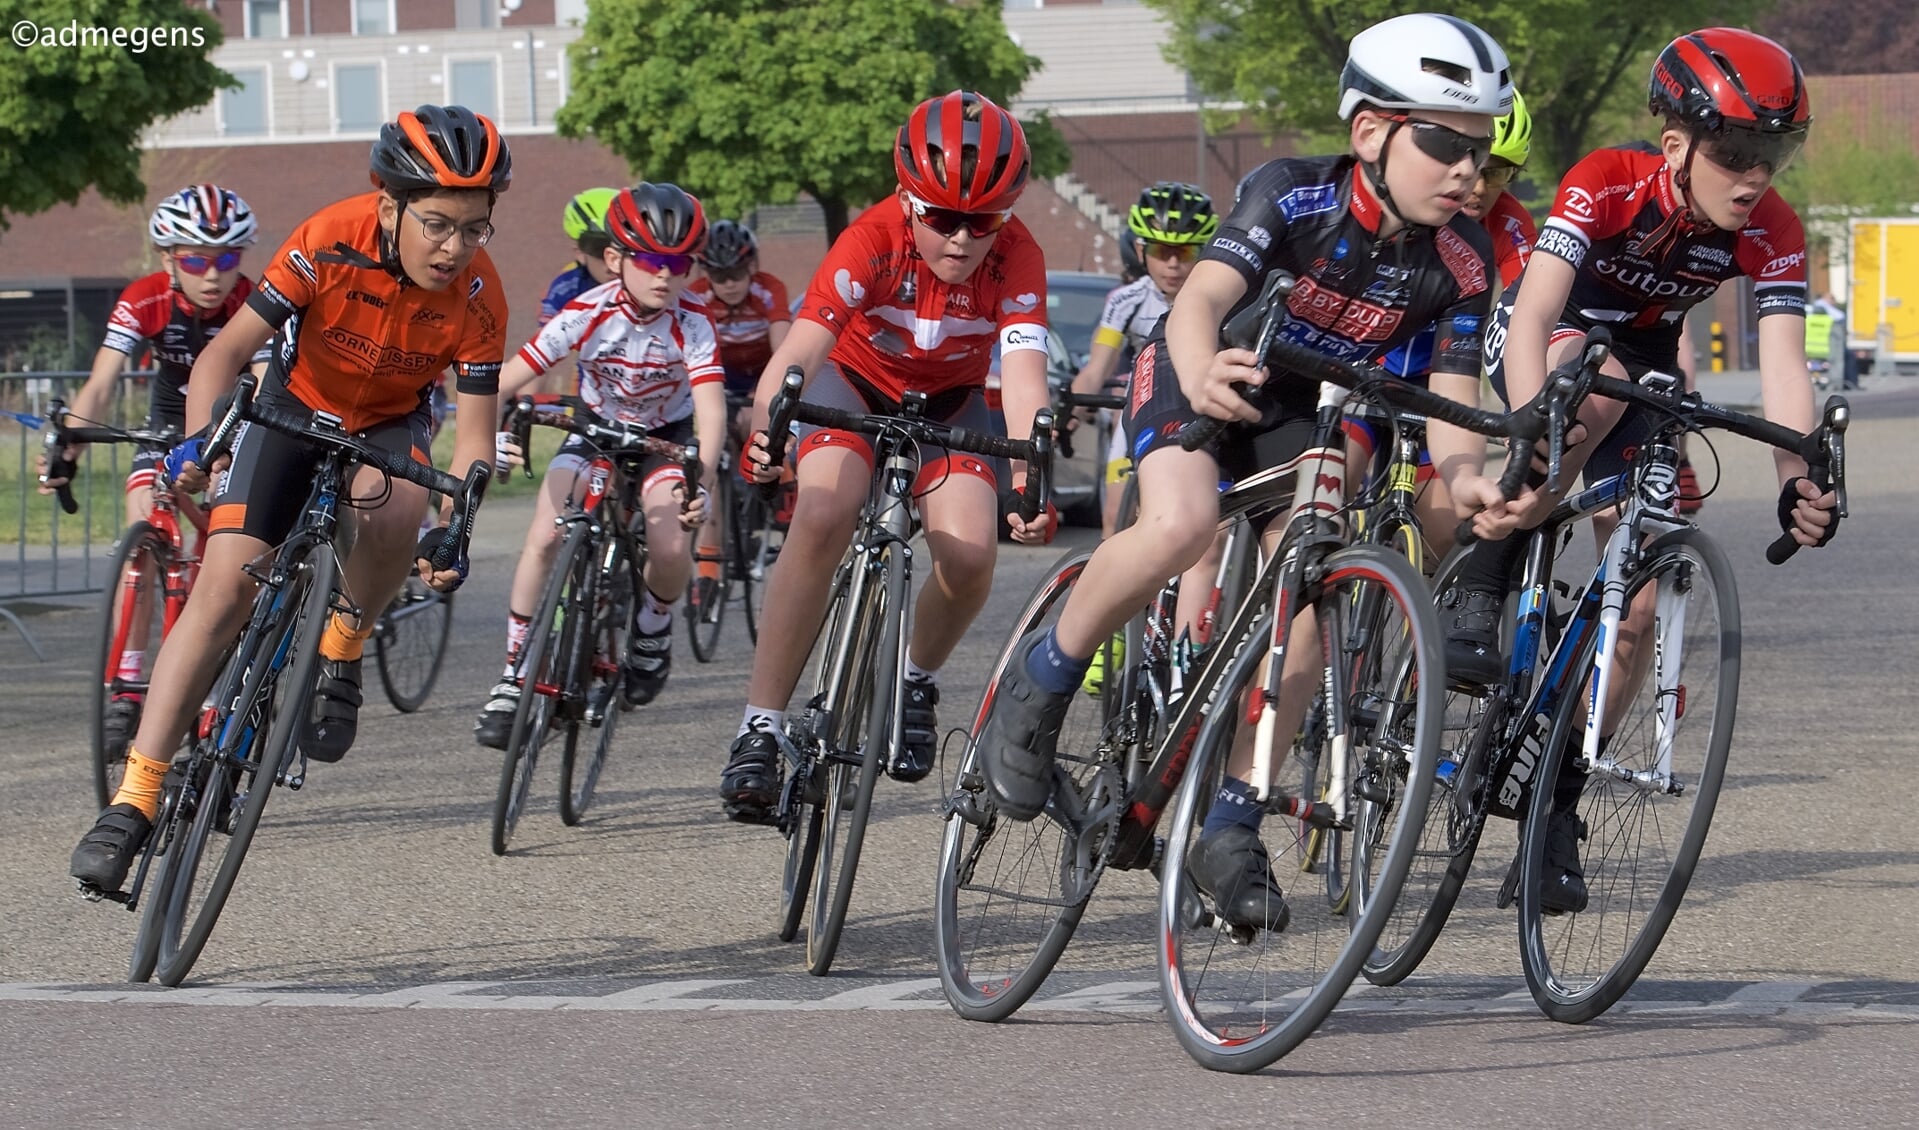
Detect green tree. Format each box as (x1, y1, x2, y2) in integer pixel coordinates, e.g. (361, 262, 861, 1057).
(558, 0, 1068, 243)
(1146, 0, 1761, 190)
(0, 0, 230, 231)
(1775, 108, 1919, 255)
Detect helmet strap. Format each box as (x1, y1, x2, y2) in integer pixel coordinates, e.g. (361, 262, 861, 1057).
(1672, 137, 1712, 226)
(379, 189, 412, 285)
(1361, 119, 1419, 236)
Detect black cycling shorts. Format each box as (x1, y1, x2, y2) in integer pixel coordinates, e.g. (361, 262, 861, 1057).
(1122, 337, 1316, 485)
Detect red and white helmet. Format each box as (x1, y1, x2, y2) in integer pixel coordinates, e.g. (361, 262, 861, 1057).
(148, 184, 259, 249)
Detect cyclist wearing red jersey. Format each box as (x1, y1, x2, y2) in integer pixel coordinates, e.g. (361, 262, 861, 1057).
(718, 90, 1054, 820)
(1442, 31, 1840, 913)
(475, 183, 723, 745)
(70, 105, 512, 894)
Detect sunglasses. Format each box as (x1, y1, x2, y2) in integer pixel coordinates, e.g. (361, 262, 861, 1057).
(628, 251, 695, 276)
(1478, 161, 1520, 189)
(1392, 117, 1495, 170)
(172, 250, 243, 275)
(705, 265, 752, 284)
(907, 192, 1011, 239)
(1696, 128, 1805, 174)
(1141, 241, 1199, 264)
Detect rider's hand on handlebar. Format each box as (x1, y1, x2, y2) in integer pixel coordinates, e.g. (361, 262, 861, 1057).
(35, 445, 78, 493)
(1006, 475, 1057, 546)
(494, 430, 525, 472)
(1181, 347, 1266, 424)
(743, 428, 783, 483)
(675, 480, 711, 530)
(1779, 477, 1839, 547)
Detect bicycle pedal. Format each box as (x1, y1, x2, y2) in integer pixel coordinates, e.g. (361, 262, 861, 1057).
(278, 751, 308, 790)
(1495, 850, 1522, 910)
(75, 880, 131, 905)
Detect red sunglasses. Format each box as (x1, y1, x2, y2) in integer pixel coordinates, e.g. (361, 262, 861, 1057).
(628, 250, 694, 276)
(907, 193, 1011, 239)
(173, 250, 243, 275)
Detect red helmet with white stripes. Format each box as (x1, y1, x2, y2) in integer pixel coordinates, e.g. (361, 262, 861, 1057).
(894, 91, 1030, 213)
(148, 184, 259, 249)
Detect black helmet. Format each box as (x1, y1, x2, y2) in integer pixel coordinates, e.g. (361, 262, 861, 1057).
(699, 220, 759, 270)
(369, 105, 512, 195)
(1126, 182, 1218, 246)
(607, 182, 707, 256)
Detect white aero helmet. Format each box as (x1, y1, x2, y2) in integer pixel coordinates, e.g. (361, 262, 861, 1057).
(1337, 13, 1514, 120)
(148, 184, 260, 249)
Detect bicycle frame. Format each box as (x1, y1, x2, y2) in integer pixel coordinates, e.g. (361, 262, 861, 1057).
(527, 451, 647, 723)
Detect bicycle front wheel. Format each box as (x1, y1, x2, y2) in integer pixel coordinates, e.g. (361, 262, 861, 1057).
(152, 543, 335, 986)
(805, 545, 903, 976)
(1159, 543, 1443, 1073)
(493, 524, 588, 855)
(561, 535, 633, 826)
(91, 522, 170, 811)
(686, 469, 732, 663)
(1518, 527, 1739, 1023)
(373, 578, 453, 713)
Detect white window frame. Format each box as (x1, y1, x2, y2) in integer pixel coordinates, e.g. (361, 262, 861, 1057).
(217, 65, 273, 137)
(331, 60, 387, 135)
(443, 55, 503, 120)
(244, 0, 288, 39)
(351, 0, 398, 36)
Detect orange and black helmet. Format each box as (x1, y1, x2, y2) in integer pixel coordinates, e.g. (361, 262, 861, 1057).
(607, 183, 707, 256)
(370, 105, 512, 194)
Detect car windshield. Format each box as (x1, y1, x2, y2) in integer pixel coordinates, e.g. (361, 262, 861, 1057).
(1047, 285, 1110, 360)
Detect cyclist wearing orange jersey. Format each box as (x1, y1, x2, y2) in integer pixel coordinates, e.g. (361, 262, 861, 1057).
(718, 91, 1054, 820)
(70, 105, 511, 894)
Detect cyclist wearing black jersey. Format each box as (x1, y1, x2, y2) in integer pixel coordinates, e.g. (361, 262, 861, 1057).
(975, 14, 1542, 931)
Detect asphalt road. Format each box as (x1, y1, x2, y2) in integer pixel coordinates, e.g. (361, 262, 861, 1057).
(2, 385, 1915, 1126)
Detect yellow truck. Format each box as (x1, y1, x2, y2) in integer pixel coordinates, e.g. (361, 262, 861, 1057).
(1849, 217, 1919, 371)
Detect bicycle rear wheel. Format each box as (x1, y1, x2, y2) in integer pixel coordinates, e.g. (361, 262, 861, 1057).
(1159, 543, 1442, 1072)
(805, 546, 902, 976)
(561, 537, 633, 826)
(1518, 527, 1738, 1023)
(935, 548, 1122, 1021)
(373, 578, 453, 713)
(91, 522, 169, 811)
(151, 544, 335, 986)
(686, 470, 732, 663)
(493, 524, 588, 855)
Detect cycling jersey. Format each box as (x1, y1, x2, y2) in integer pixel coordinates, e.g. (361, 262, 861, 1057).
(518, 279, 721, 431)
(685, 271, 790, 376)
(795, 200, 1048, 400)
(1202, 155, 1494, 415)
(1483, 189, 1537, 291)
(1530, 146, 1807, 370)
(1091, 275, 1169, 356)
(247, 191, 508, 433)
(102, 273, 271, 428)
(539, 262, 597, 326)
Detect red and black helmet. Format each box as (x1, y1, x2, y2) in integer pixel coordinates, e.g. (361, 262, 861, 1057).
(1649, 29, 1810, 135)
(369, 105, 512, 194)
(606, 182, 707, 256)
(894, 90, 1030, 213)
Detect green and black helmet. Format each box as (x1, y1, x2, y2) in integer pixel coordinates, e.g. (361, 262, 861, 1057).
(1126, 181, 1219, 246)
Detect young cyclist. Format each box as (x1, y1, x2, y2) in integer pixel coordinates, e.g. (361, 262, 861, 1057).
(718, 90, 1054, 820)
(542, 188, 620, 324)
(1441, 29, 1839, 912)
(475, 183, 723, 746)
(974, 15, 1533, 932)
(38, 185, 272, 756)
(69, 104, 511, 894)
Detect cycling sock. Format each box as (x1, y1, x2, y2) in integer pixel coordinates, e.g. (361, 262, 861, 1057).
(502, 611, 531, 679)
(115, 650, 144, 682)
(1201, 776, 1263, 839)
(1455, 531, 1527, 596)
(112, 746, 171, 820)
(696, 549, 722, 584)
(636, 587, 673, 635)
(1024, 626, 1091, 696)
(318, 612, 375, 663)
(905, 657, 938, 686)
(738, 707, 785, 739)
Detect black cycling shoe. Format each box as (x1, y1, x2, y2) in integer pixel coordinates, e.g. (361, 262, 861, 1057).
(474, 680, 520, 751)
(304, 657, 363, 763)
(102, 696, 142, 757)
(889, 677, 939, 783)
(1540, 777, 1590, 915)
(623, 624, 672, 706)
(1187, 824, 1291, 933)
(70, 803, 153, 893)
(976, 631, 1073, 822)
(720, 725, 783, 824)
(1441, 586, 1506, 687)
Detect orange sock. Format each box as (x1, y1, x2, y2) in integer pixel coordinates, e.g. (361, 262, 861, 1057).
(112, 747, 171, 819)
(696, 551, 722, 583)
(319, 612, 376, 662)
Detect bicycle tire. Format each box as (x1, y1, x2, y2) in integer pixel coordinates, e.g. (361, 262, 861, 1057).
(1518, 527, 1738, 1023)
(686, 469, 731, 663)
(777, 562, 860, 943)
(805, 545, 902, 976)
(561, 533, 633, 826)
(374, 579, 454, 713)
(1159, 542, 1443, 1072)
(493, 524, 589, 855)
(734, 480, 760, 646)
(152, 543, 335, 986)
(90, 522, 169, 811)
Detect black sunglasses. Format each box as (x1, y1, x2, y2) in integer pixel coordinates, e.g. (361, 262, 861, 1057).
(1392, 116, 1495, 170)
